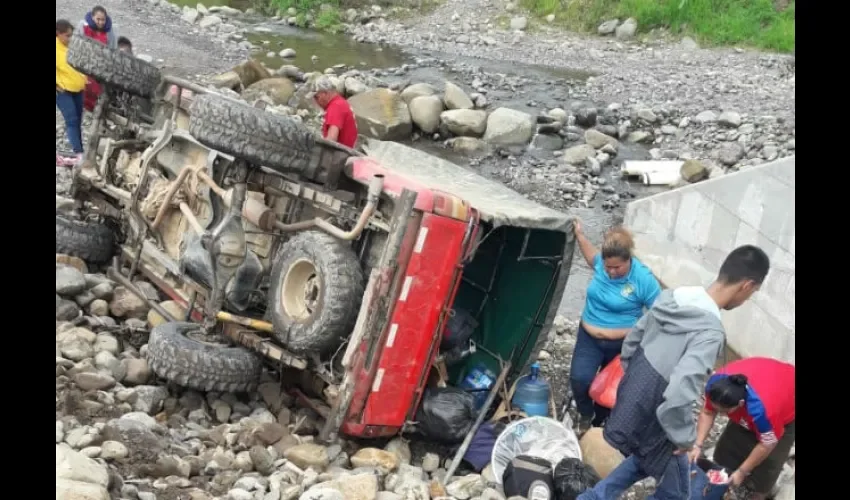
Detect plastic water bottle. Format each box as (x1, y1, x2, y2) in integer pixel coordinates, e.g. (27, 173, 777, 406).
(460, 364, 497, 410)
(512, 363, 550, 417)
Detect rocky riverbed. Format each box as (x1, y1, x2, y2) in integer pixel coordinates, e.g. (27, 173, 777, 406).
(55, 256, 794, 500)
(55, 1, 794, 497)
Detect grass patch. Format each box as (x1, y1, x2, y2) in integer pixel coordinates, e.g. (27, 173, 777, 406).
(269, 0, 343, 32)
(520, 0, 795, 53)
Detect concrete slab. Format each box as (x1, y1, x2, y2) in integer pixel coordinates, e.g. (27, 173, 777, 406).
(624, 157, 795, 363)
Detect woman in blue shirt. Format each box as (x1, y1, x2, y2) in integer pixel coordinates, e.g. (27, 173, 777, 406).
(569, 221, 661, 432)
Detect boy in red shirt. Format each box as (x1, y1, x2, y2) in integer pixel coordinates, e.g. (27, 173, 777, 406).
(693, 357, 795, 499)
(312, 76, 358, 149)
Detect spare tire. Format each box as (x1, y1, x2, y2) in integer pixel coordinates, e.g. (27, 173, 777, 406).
(147, 321, 263, 393)
(267, 231, 364, 354)
(56, 214, 116, 265)
(66, 34, 162, 97)
(188, 93, 318, 174)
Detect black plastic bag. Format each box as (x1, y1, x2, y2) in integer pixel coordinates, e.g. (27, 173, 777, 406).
(441, 308, 478, 351)
(414, 387, 477, 444)
(553, 457, 601, 500)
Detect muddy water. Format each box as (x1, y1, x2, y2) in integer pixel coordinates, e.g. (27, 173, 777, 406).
(245, 23, 409, 70)
(230, 17, 665, 319)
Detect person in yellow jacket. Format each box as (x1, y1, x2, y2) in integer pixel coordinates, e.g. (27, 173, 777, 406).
(56, 19, 88, 165)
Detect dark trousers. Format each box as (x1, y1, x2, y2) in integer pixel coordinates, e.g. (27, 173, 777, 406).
(569, 323, 623, 425)
(56, 90, 84, 153)
(714, 420, 796, 494)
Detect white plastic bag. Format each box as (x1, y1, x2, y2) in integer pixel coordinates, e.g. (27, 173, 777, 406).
(491, 416, 582, 485)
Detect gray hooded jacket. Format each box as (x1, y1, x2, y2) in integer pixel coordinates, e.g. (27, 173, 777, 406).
(602, 287, 725, 479)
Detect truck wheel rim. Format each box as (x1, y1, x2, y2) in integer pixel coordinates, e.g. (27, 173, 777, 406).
(281, 258, 321, 322)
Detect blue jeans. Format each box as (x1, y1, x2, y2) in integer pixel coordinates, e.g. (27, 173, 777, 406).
(578, 454, 690, 500)
(569, 323, 623, 425)
(56, 90, 84, 153)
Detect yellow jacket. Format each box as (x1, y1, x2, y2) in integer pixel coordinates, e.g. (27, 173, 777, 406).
(56, 38, 87, 92)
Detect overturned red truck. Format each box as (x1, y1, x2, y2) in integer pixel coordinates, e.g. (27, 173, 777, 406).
(58, 34, 577, 441)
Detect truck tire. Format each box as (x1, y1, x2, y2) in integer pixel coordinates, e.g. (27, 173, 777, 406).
(268, 231, 364, 354)
(188, 94, 317, 174)
(66, 34, 162, 98)
(147, 321, 263, 393)
(56, 214, 116, 265)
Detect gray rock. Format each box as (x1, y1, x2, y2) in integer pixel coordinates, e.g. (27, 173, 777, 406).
(680, 159, 709, 183)
(483, 108, 535, 146)
(57, 296, 81, 321)
(615, 18, 638, 40)
(181, 7, 199, 24)
(279, 48, 296, 58)
(626, 131, 653, 143)
(718, 143, 744, 165)
(584, 129, 618, 149)
(133, 385, 169, 415)
(597, 19, 619, 35)
(695, 110, 717, 124)
(74, 372, 117, 391)
(510, 17, 527, 31)
(443, 81, 474, 110)
(718, 111, 742, 128)
(409, 95, 445, 134)
(57, 266, 87, 296)
(441, 109, 488, 137)
(562, 144, 596, 165)
(199, 14, 223, 28)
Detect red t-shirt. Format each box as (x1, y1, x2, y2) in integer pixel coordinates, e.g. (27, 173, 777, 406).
(322, 95, 358, 148)
(704, 357, 795, 445)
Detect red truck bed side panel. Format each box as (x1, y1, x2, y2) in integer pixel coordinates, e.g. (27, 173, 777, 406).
(359, 213, 468, 427)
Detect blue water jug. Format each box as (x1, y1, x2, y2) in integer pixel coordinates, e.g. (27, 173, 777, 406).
(461, 364, 497, 410)
(511, 363, 550, 417)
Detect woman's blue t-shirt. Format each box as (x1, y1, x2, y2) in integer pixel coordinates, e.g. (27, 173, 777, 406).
(581, 254, 661, 329)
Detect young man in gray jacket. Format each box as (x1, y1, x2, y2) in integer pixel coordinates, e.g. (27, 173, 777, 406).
(577, 245, 770, 500)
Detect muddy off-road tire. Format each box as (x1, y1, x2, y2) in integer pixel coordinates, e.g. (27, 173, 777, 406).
(188, 94, 317, 174)
(268, 231, 365, 354)
(67, 34, 162, 97)
(56, 214, 116, 265)
(147, 321, 263, 393)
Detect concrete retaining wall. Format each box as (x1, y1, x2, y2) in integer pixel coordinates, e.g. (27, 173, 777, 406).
(623, 157, 795, 363)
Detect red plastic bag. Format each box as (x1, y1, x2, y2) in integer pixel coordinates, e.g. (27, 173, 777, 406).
(589, 355, 624, 409)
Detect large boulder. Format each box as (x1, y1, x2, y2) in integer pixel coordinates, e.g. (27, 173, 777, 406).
(210, 60, 271, 90)
(348, 88, 413, 141)
(579, 428, 624, 479)
(482, 108, 535, 145)
(241, 77, 296, 106)
(408, 95, 444, 134)
(400, 83, 438, 104)
(56, 444, 110, 500)
(443, 81, 474, 110)
(440, 109, 487, 137)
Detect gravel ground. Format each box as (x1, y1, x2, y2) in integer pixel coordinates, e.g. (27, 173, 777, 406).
(56, 0, 246, 78)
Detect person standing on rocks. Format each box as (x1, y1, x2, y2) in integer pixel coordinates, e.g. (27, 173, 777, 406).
(577, 245, 770, 500)
(311, 76, 359, 149)
(570, 222, 661, 432)
(80, 5, 118, 112)
(691, 357, 795, 500)
(56, 19, 88, 166)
